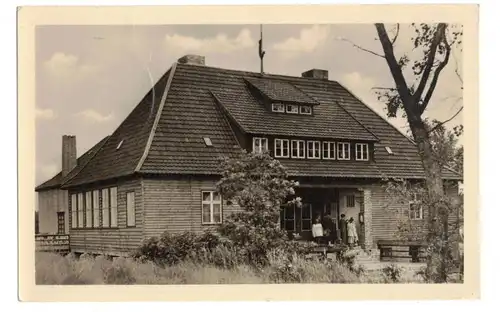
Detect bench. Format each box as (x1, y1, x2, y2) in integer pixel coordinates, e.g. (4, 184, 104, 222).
(377, 240, 427, 263)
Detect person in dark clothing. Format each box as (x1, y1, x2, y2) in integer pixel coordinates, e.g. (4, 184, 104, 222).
(339, 214, 348, 245)
(322, 213, 335, 245)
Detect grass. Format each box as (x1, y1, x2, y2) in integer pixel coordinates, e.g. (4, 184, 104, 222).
(36, 251, 414, 285)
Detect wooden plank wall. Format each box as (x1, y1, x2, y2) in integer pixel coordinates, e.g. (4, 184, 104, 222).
(142, 177, 242, 239)
(69, 178, 143, 256)
(37, 189, 69, 235)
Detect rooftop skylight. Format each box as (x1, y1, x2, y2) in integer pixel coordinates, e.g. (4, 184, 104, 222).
(203, 137, 213, 147)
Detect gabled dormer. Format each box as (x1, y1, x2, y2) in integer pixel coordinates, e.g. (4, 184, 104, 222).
(244, 77, 320, 116)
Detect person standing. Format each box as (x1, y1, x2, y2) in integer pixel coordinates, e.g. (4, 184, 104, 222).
(347, 217, 358, 247)
(339, 214, 348, 245)
(322, 212, 334, 245)
(312, 215, 324, 244)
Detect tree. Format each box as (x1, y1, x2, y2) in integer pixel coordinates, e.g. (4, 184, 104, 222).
(215, 150, 302, 266)
(342, 23, 463, 282)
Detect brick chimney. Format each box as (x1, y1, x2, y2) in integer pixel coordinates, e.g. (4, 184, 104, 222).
(178, 54, 205, 66)
(61, 135, 77, 178)
(301, 69, 329, 80)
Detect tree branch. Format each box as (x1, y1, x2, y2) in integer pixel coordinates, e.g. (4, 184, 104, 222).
(337, 37, 386, 58)
(413, 24, 448, 106)
(391, 23, 400, 45)
(419, 35, 452, 114)
(427, 106, 463, 134)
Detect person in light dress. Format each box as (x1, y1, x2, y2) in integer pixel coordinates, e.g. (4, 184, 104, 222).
(312, 215, 324, 244)
(347, 217, 358, 247)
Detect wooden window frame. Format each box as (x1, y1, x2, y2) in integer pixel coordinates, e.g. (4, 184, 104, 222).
(201, 191, 223, 225)
(299, 105, 312, 115)
(346, 194, 356, 208)
(272, 103, 285, 113)
(85, 192, 92, 228)
(77, 193, 84, 228)
(291, 140, 305, 159)
(126, 191, 136, 227)
(252, 137, 268, 154)
(322, 141, 336, 159)
(409, 194, 423, 220)
(307, 141, 321, 159)
(337, 142, 351, 160)
(102, 188, 110, 228)
(355, 143, 369, 161)
(110, 187, 118, 228)
(286, 104, 299, 114)
(70, 194, 77, 229)
(301, 203, 312, 231)
(274, 139, 290, 158)
(93, 190, 100, 228)
(57, 211, 65, 234)
(282, 205, 296, 232)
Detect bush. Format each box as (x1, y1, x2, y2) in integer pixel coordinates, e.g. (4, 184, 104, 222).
(382, 263, 403, 283)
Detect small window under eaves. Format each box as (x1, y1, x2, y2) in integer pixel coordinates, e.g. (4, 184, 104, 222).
(385, 146, 394, 155)
(116, 140, 124, 150)
(203, 137, 213, 147)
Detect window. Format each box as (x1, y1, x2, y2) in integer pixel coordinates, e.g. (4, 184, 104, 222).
(346, 194, 356, 208)
(252, 137, 268, 153)
(286, 104, 299, 114)
(281, 206, 295, 231)
(409, 194, 423, 220)
(355, 143, 369, 161)
(272, 103, 285, 112)
(301, 203, 312, 231)
(102, 188, 110, 227)
(300, 106, 312, 115)
(291, 140, 305, 159)
(274, 139, 289, 158)
(93, 190, 100, 228)
(307, 141, 321, 159)
(57, 212, 65, 234)
(202, 191, 222, 224)
(337, 142, 351, 160)
(203, 137, 213, 147)
(126, 192, 136, 227)
(110, 187, 118, 227)
(85, 192, 92, 228)
(322, 141, 336, 159)
(71, 194, 77, 229)
(77, 193, 84, 228)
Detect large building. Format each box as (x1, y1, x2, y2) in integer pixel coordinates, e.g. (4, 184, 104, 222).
(35, 54, 461, 256)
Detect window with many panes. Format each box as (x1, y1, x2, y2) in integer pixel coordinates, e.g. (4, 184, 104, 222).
(409, 194, 423, 220)
(322, 141, 336, 159)
(274, 139, 289, 158)
(272, 103, 285, 112)
(300, 106, 312, 115)
(307, 141, 321, 159)
(253, 137, 268, 153)
(93, 190, 100, 227)
(71, 194, 77, 229)
(85, 192, 92, 228)
(77, 193, 84, 228)
(102, 188, 110, 227)
(355, 143, 369, 161)
(301, 203, 312, 231)
(337, 142, 350, 160)
(281, 206, 295, 231)
(202, 191, 222, 224)
(291, 140, 305, 158)
(286, 104, 299, 114)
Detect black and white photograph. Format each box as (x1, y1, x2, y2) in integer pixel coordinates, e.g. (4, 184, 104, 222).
(17, 4, 480, 301)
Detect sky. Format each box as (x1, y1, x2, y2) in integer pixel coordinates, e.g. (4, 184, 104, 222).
(35, 24, 463, 187)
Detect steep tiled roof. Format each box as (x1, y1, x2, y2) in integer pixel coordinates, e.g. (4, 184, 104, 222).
(245, 77, 320, 105)
(35, 136, 109, 191)
(62, 60, 461, 187)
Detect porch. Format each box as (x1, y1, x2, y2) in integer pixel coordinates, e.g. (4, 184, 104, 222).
(280, 183, 373, 249)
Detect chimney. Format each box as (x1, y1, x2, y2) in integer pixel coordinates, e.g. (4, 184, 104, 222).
(301, 69, 329, 80)
(177, 54, 205, 66)
(62, 135, 77, 178)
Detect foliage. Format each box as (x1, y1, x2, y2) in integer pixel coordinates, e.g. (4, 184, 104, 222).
(382, 263, 403, 283)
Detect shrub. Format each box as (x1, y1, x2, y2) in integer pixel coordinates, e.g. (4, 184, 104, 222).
(382, 263, 403, 283)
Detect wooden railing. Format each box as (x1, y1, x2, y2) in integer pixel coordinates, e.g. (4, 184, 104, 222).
(35, 234, 70, 253)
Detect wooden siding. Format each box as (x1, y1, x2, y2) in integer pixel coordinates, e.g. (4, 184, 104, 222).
(37, 189, 69, 235)
(68, 178, 144, 256)
(142, 177, 242, 239)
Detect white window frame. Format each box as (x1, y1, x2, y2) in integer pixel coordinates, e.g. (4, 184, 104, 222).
(252, 137, 268, 153)
(301, 203, 312, 231)
(77, 193, 84, 228)
(291, 140, 305, 159)
(93, 190, 100, 228)
(126, 191, 136, 227)
(110, 187, 118, 227)
(272, 103, 285, 112)
(286, 104, 299, 114)
(201, 191, 223, 225)
(300, 105, 312, 115)
(85, 192, 92, 228)
(409, 194, 423, 220)
(355, 143, 369, 161)
(102, 188, 110, 227)
(71, 194, 77, 229)
(337, 142, 351, 160)
(307, 141, 321, 159)
(274, 139, 290, 158)
(322, 141, 336, 159)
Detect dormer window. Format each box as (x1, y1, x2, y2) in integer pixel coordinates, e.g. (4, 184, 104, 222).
(272, 103, 285, 112)
(252, 137, 268, 153)
(286, 104, 299, 114)
(355, 143, 369, 161)
(337, 142, 350, 160)
(300, 106, 312, 115)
